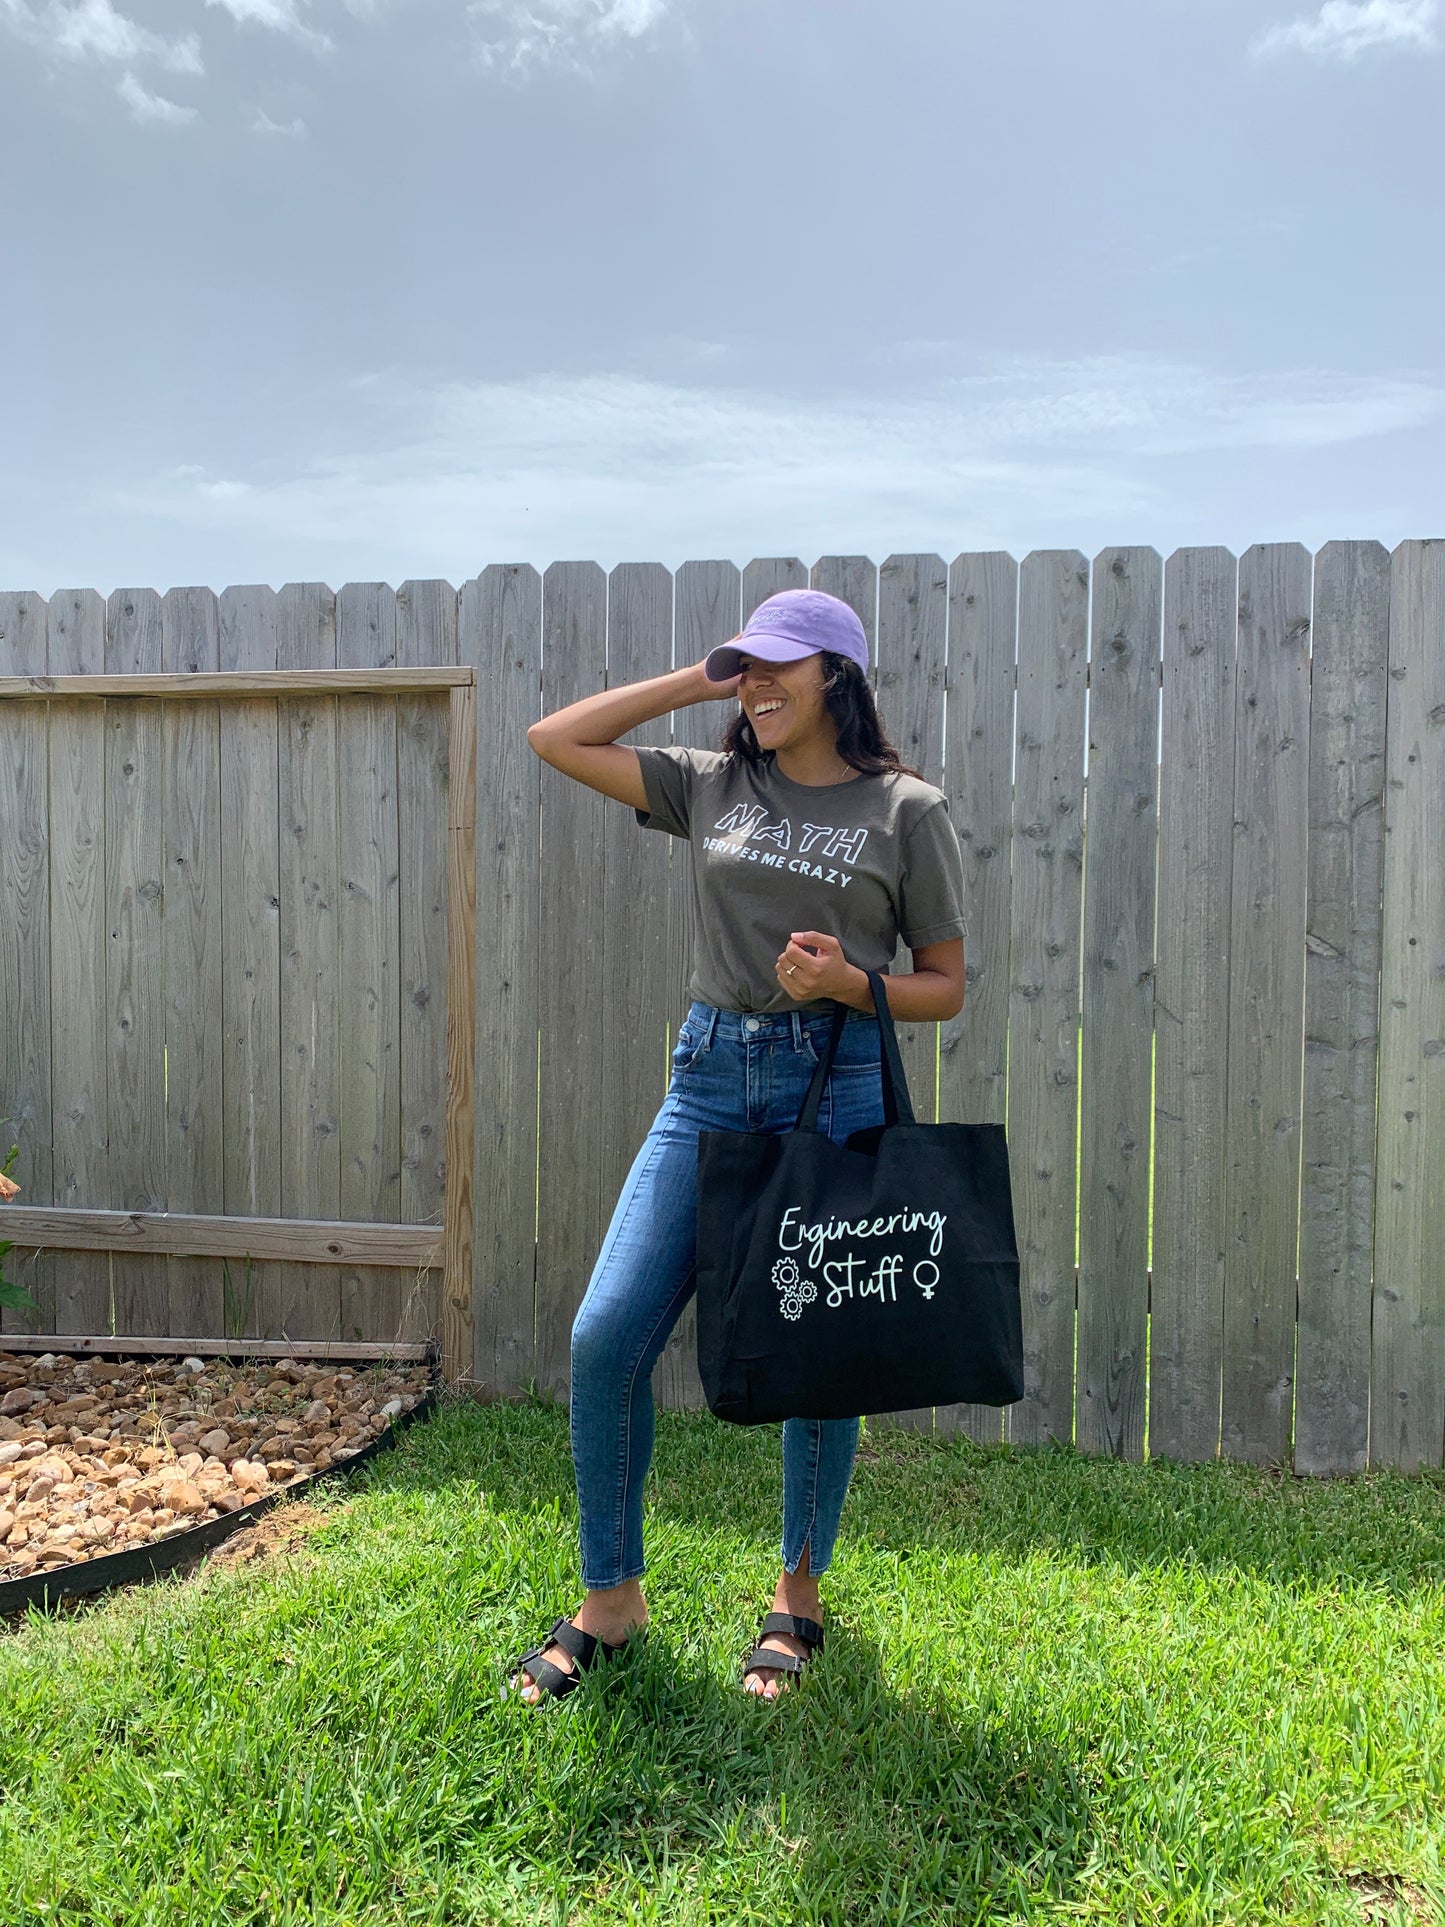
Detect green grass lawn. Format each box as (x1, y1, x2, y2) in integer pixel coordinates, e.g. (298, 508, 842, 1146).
(2, 1397, 1443, 1926)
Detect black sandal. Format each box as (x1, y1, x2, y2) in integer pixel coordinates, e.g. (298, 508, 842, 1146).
(742, 1612, 824, 1692)
(507, 1615, 628, 1702)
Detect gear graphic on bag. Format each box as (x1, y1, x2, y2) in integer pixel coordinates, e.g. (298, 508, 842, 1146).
(772, 1256, 818, 1322)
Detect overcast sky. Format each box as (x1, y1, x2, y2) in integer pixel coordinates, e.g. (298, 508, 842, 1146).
(2, 0, 1442, 594)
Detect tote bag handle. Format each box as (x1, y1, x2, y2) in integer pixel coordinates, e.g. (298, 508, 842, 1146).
(795, 969, 916, 1132)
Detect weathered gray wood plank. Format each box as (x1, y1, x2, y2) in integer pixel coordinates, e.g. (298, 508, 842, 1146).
(0, 1205, 439, 1266)
(276, 582, 342, 1341)
(1220, 544, 1312, 1466)
(601, 565, 673, 1225)
(0, 592, 52, 1332)
(396, 579, 457, 1347)
(0, 669, 469, 698)
(936, 551, 1017, 1444)
(810, 556, 878, 654)
(160, 587, 224, 1339)
(104, 588, 167, 1336)
(1004, 553, 1089, 1451)
(0, 1331, 431, 1362)
(879, 552, 949, 1125)
(873, 553, 949, 1435)
(1370, 539, 1445, 1470)
(463, 565, 541, 1394)
(217, 586, 283, 1341)
(1292, 543, 1390, 1474)
(45, 590, 110, 1334)
(1150, 548, 1237, 1465)
(655, 560, 741, 1411)
(742, 558, 807, 620)
(535, 562, 609, 1400)
(1074, 548, 1161, 1461)
(336, 582, 403, 1344)
(666, 560, 742, 1015)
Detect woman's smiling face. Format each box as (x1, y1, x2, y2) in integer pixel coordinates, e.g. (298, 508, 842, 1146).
(736, 652, 835, 754)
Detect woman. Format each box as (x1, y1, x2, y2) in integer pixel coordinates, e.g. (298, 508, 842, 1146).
(511, 588, 967, 1703)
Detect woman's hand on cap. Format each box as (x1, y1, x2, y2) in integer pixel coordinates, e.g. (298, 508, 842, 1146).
(691, 658, 740, 699)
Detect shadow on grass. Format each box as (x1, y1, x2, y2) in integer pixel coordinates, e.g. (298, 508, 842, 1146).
(369, 1388, 1445, 1599)
(480, 1614, 1095, 1925)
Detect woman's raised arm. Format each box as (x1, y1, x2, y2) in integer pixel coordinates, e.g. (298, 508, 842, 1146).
(526, 660, 739, 807)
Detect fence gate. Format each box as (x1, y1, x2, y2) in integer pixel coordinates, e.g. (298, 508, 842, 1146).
(0, 644, 476, 1380)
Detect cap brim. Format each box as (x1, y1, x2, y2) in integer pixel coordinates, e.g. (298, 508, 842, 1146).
(703, 636, 822, 682)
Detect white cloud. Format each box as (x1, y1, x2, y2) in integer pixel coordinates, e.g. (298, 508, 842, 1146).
(117, 67, 197, 121)
(105, 355, 1445, 568)
(936, 356, 1445, 452)
(251, 106, 309, 135)
(1252, 0, 1438, 60)
(469, 0, 677, 73)
(1, 0, 202, 71)
(206, 0, 332, 52)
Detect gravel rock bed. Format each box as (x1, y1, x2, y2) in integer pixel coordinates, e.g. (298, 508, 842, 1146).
(0, 1349, 432, 1582)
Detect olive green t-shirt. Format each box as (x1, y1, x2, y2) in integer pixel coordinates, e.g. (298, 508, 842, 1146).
(633, 746, 968, 1014)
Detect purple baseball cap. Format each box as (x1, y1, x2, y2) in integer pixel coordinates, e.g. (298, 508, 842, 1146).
(703, 588, 870, 683)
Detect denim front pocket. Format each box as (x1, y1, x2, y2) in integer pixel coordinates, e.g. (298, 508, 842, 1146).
(799, 1015, 882, 1073)
(828, 1019, 883, 1076)
(671, 1010, 711, 1074)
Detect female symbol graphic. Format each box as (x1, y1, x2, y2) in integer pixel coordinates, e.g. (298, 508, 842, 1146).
(913, 1259, 940, 1301)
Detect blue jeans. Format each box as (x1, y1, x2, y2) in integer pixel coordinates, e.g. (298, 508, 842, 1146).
(569, 999, 887, 1590)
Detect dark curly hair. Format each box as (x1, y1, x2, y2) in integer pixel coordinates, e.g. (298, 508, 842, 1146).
(719, 652, 921, 778)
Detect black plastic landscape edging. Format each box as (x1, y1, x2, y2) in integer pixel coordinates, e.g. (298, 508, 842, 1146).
(1, 1375, 440, 1619)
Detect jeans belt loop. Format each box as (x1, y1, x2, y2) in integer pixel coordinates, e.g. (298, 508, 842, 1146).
(790, 1009, 804, 1053)
(704, 1006, 719, 1052)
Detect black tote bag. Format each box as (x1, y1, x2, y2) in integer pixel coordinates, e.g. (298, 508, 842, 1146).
(696, 972, 1023, 1424)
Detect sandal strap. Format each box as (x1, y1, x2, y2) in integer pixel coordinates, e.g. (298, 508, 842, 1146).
(549, 1616, 630, 1664)
(744, 1643, 808, 1676)
(546, 1616, 602, 1668)
(516, 1652, 582, 1700)
(757, 1612, 824, 1651)
(509, 1614, 629, 1683)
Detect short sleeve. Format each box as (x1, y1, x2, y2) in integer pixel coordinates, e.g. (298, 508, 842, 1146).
(633, 745, 700, 839)
(898, 799, 968, 947)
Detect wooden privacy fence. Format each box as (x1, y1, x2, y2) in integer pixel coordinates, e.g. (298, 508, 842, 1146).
(1, 544, 1441, 1474)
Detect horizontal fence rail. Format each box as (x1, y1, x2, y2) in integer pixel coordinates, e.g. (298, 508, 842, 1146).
(0, 668, 475, 699)
(0, 1206, 442, 1269)
(1, 546, 1441, 1475)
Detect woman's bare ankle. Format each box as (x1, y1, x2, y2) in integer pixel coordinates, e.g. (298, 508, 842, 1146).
(772, 1544, 821, 1621)
(576, 1580, 647, 1643)
(773, 1571, 821, 1620)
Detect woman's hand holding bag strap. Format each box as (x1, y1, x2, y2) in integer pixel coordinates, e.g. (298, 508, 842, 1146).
(695, 971, 1025, 1425)
(795, 972, 911, 1132)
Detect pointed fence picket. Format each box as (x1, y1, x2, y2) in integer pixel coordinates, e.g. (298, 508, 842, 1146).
(936, 549, 1017, 1446)
(1075, 547, 1160, 1464)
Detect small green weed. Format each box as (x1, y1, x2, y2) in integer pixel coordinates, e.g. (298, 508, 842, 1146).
(221, 1252, 256, 1341)
(0, 1143, 38, 1319)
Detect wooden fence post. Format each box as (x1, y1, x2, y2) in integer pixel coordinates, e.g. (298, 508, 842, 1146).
(443, 677, 478, 1384)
